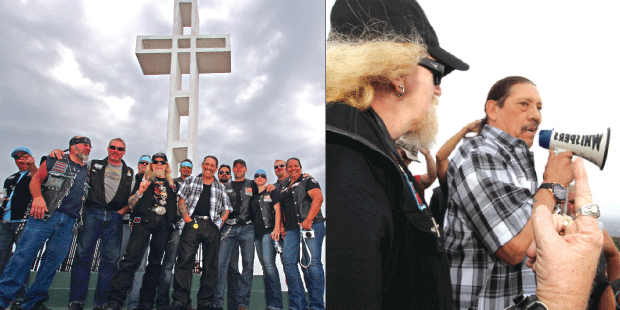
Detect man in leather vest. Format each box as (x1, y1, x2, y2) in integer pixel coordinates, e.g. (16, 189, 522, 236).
(67, 138, 134, 310)
(0, 147, 38, 310)
(213, 159, 255, 310)
(0, 136, 91, 310)
(215, 163, 240, 310)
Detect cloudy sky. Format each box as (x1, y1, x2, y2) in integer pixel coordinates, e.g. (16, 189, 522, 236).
(326, 1, 620, 230)
(0, 0, 325, 191)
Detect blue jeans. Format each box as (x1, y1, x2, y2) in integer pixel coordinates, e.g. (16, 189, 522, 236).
(156, 228, 181, 307)
(70, 208, 124, 307)
(255, 233, 283, 310)
(0, 211, 77, 309)
(0, 221, 29, 300)
(213, 224, 255, 308)
(283, 222, 325, 310)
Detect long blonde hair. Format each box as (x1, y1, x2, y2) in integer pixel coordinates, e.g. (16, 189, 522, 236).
(146, 162, 174, 185)
(326, 32, 426, 110)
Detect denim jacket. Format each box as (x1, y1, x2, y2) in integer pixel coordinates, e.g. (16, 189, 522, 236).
(42, 155, 90, 225)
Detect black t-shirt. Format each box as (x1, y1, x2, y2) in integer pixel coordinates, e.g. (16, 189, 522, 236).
(280, 176, 320, 231)
(251, 188, 280, 238)
(229, 180, 245, 218)
(193, 184, 212, 217)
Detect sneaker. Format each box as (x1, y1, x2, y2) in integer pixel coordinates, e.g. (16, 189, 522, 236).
(31, 301, 51, 310)
(68, 302, 84, 310)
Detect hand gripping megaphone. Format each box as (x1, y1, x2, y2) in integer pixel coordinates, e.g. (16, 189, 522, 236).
(539, 128, 611, 170)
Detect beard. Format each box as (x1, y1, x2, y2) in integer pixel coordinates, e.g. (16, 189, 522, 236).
(76, 152, 89, 161)
(153, 169, 166, 178)
(399, 96, 439, 150)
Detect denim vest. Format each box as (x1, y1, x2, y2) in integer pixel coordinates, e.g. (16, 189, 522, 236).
(287, 176, 324, 224)
(42, 155, 90, 223)
(225, 179, 253, 223)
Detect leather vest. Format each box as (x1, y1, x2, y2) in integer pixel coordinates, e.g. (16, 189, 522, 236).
(41, 155, 90, 220)
(132, 179, 180, 228)
(2, 171, 33, 220)
(86, 158, 134, 211)
(287, 176, 324, 224)
(225, 179, 253, 223)
(256, 190, 276, 229)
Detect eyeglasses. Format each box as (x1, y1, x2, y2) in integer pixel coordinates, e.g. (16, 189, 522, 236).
(255, 174, 267, 179)
(139, 161, 149, 165)
(152, 160, 167, 165)
(109, 145, 126, 152)
(418, 58, 445, 86)
(180, 163, 193, 168)
(219, 171, 230, 175)
(274, 164, 285, 169)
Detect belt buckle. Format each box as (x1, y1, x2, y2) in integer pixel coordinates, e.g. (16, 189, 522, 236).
(133, 217, 141, 224)
(226, 218, 237, 225)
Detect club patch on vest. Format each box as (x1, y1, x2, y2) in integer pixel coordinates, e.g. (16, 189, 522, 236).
(51, 161, 68, 173)
(245, 187, 252, 196)
(93, 163, 103, 170)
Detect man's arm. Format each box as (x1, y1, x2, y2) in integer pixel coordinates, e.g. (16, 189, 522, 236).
(496, 150, 574, 265)
(29, 160, 49, 219)
(178, 196, 192, 223)
(25, 155, 38, 175)
(220, 210, 229, 223)
(417, 149, 437, 190)
(602, 228, 620, 281)
(436, 120, 480, 184)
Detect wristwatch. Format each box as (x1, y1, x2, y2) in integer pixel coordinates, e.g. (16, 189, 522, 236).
(576, 203, 600, 218)
(504, 292, 549, 310)
(539, 183, 567, 203)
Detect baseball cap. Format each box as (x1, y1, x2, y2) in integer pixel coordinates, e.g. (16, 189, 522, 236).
(11, 147, 32, 159)
(233, 159, 246, 167)
(330, 0, 469, 75)
(152, 153, 168, 162)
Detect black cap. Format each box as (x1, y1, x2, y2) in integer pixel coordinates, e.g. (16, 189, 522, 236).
(330, 0, 469, 75)
(152, 152, 168, 162)
(233, 159, 246, 167)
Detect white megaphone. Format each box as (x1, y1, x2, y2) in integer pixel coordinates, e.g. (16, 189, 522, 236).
(539, 128, 611, 170)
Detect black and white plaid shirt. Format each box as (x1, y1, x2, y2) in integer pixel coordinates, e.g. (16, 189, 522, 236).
(444, 125, 538, 310)
(178, 174, 232, 229)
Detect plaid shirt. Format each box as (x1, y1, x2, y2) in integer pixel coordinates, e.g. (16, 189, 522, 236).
(444, 125, 538, 310)
(177, 174, 232, 229)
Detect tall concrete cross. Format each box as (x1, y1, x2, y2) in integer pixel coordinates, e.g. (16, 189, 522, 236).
(135, 0, 231, 176)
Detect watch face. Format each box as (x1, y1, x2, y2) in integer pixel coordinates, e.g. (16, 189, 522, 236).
(552, 184, 567, 201)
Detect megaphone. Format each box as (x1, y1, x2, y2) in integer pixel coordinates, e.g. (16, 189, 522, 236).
(539, 128, 610, 170)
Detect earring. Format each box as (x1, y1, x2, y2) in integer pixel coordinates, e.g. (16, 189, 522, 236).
(396, 85, 405, 97)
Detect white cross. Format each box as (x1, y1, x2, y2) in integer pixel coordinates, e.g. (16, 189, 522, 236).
(135, 0, 231, 175)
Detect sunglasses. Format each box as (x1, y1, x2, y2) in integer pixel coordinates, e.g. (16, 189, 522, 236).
(14, 154, 31, 160)
(109, 145, 126, 152)
(152, 160, 167, 165)
(274, 164, 286, 169)
(139, 161, 149, 165)
(418, 58, 445, 86)
(255, 174, 267, 179)
(219, 171, 230, 175)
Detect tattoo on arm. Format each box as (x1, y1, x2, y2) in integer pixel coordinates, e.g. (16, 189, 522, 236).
(128, 193, 140, 211)
(178, 199, 189, 217)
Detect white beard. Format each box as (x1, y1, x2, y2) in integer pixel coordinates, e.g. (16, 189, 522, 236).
(400, 96, 439, 150)
(153, 169, 166, 178)
(76, 153, 89, 161)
